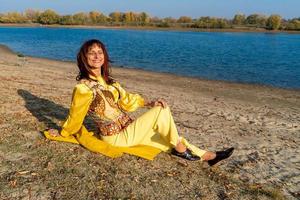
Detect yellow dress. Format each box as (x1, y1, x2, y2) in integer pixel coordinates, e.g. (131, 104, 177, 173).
(44, 75, 207, 160)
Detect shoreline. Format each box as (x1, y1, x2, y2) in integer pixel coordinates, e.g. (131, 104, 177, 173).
(1, 23, 300, 34)
(2, 43, 299, 106)
(1, 43, 299, 91)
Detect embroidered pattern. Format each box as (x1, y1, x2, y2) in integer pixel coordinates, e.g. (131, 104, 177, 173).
(89, 92, 105, 118)
(96, 113, 133, 136)
(82, 79, 134, 136)
(101, 90, 119, 109)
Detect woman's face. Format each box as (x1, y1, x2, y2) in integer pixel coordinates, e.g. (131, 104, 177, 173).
(87, 44, 105, 70)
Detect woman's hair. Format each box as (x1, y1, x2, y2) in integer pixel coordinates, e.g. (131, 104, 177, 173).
(76, 39, 114, 84)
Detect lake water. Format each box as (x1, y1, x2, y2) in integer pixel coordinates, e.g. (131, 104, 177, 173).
(0, 27, 299, 89)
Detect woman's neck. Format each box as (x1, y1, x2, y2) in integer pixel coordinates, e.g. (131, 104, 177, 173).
(90, 68, 101, 77)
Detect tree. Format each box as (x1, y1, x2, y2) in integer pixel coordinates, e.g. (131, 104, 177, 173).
(87, 11, 107, 24)
(59, 15, 74, 25)
(155, 17, 176, 28)
(233, 14, 245, 25)
(285, 18, 300, 30)
(150, 16, 161, 23)
(97, 13, 108, 24)
(24, 9, 40, 23)
(266, 14, 282, 30)
(89, 11, 101, 24)
(0, 10, 40, 24)
(109, 12, 122, 23)
(139, 12, 150, 25)
(246, 14, 259, 24)
(124, 12, 136, 23)
(246, 14, 267, 27)
(163, 17, 176, 23)
(72, 12, 89, 25)
(38, 9, 59, 24)
(192, 17, 229, 29)
(177, 16, 192, 23)
(0, 12, 27, 23)
(216, 18, 229, 28)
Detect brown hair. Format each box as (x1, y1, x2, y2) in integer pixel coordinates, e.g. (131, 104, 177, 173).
(76, 39, 114, 84)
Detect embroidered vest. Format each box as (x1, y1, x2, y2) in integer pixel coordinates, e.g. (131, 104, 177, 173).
(81, 79, 133, 136)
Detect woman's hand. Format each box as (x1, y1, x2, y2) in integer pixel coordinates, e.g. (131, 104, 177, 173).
(155, 98, 168, 108)
(146, 98, 168, 108)
(48, 129, 60, 137)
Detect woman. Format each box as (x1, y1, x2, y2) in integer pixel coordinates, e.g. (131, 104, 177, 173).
(48, 39, 233, 166)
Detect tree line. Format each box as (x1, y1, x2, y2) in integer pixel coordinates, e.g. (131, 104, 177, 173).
(0, 9, 299, 31)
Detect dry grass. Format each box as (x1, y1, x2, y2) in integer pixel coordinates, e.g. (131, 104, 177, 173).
(0, 126, 285, 199)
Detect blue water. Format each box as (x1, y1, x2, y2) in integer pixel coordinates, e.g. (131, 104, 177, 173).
(0, 27, 300, 89)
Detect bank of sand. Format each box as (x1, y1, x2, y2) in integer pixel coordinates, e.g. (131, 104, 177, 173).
(1, 23, 300, 34)
(0, 44, 299, 199)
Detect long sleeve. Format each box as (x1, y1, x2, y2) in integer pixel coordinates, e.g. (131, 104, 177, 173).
(112, 82, 145, 112)
(60, 83, 94, 137)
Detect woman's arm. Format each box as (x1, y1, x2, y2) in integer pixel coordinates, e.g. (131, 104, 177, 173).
(49, 83, 93, 137)
(112, 81, 168, 110)
(113, 82, 145, 112)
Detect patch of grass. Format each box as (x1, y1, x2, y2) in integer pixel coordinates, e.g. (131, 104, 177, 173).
(242, 185, 285, 200)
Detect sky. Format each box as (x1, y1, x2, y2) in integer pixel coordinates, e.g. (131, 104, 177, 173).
(0, 0, 299, 19)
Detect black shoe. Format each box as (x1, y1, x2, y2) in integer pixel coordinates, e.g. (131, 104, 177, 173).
(171, 148, 200, 161)
(208, 147, 234, 166)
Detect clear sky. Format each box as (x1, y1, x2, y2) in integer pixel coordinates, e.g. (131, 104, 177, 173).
(0, 0, 299, 19)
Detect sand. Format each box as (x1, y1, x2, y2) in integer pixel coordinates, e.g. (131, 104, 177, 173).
(0, 44, 299, 199)
(1, 23, 300, 34)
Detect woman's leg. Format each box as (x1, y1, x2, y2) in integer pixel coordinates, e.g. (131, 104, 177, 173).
(102, 106, 207, 157)
(102, 106, 233, 164)
(102, 106, 175, 150)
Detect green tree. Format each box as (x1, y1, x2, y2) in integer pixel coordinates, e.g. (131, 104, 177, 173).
(210, 18, 229, 28)
(192, 17, 229, 29)
(38, 9, 59, 24)
(285, 18, 300, 30)
(216, 18, 229, 28)
(139, 12, 150, 25)
(233, 14, 245, 25)
(246, 14, 259, 24)
(0, 12, 27, 23)
(177, 16, 192, 23)
(246, 14, 267, 27)
(266, 14, 282, 30)
(59, 15, 74, 25)
(72, 12, 89, 25)
(192, 17, 209, 28)
(97, 13, 108, 24)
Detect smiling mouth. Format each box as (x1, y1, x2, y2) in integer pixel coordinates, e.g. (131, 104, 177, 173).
(93, 60, 103, 63)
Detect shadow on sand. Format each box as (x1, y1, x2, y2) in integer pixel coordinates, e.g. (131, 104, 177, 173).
(18, 89, 96, 131)
(17, 89, 69, 130)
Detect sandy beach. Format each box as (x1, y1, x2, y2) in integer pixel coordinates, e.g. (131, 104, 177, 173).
(0, 44, 299, 199)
